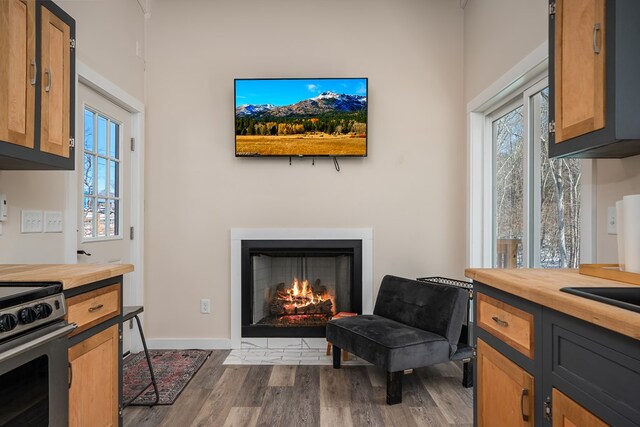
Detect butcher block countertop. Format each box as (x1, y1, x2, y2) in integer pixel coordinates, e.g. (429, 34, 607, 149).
(0, 264, 134, 290)
(465, 268, 640, 341)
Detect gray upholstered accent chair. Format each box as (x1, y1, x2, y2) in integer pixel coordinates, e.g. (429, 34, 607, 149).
(326, 275, 472, 405)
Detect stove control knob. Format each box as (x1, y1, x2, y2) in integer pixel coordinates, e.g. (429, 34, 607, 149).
(0, 313, 18, 332)
(34, 303, 53, 319)
(18, 307, 37, 324)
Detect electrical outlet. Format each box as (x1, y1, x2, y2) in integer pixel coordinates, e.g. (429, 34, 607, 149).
(607, 206, 617, 235)
(200, 299, 211, 314)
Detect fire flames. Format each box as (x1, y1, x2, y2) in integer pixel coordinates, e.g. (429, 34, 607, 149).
(288, 278, 318, 306)
(270, 277, 334, 316)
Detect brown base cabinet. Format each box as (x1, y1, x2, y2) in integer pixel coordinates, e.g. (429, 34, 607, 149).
(66, 279, 123, 427)
(69, 325, 119, 427)
(474, 283, 640, 426)
(477, 338, 534, 426)
(552, 388, 607, 427)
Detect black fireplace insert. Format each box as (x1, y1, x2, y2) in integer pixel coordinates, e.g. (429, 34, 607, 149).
(241, 240, 362, 337)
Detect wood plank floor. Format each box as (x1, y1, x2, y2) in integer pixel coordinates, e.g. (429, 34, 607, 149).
(123, 350, 473, 427)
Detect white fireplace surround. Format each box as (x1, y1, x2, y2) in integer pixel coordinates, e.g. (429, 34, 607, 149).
(230, 228, 374, 349)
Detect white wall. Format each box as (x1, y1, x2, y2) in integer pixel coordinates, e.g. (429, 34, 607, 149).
(595, 157, 640, 262)
(145, 0, 465, 341)
(463, 0, 547, 104)
(0, 0, 145, 263)
(463, 0, 640, 264)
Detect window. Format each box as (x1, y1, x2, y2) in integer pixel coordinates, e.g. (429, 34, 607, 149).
(82, 107, 121, 239)
(488, 81, 581, 268)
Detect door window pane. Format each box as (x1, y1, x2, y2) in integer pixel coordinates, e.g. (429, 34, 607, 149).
(493, 106, 524, 268)
(83, 197, 93, 238)
(97, 157, 107, 196)
(84, 110, 94, 151)
(97, 116, 107, 155)
(83, 154, 93, 196)
(110, 122, 118, 158)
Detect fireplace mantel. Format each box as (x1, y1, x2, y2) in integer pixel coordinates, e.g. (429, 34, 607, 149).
(230, 228, 373, 349)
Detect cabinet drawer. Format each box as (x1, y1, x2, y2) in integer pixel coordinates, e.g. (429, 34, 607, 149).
(477, 292, 534, 358)
(67, 284, 120, 336)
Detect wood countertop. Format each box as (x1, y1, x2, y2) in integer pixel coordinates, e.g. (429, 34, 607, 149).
(0, 264, 134, 290)
(465, 268, 640, 341)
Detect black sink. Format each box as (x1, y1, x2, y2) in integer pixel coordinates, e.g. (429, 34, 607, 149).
(560, 287, 640, 314)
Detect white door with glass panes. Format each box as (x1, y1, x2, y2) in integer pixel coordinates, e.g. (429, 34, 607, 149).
(77, 83, 133, 350)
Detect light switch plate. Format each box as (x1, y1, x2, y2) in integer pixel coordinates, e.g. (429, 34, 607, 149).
(44, 211, 63, 233)
(21, 210, 43, 233)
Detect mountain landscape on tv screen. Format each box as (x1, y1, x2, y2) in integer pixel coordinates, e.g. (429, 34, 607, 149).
(235, 90, 367, 157)
(236, 91, 367, 118)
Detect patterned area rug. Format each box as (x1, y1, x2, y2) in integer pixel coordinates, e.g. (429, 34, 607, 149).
(123, 349, 211, 406)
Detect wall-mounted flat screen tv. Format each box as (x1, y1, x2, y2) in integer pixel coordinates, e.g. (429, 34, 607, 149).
(235, 78, 368, 157)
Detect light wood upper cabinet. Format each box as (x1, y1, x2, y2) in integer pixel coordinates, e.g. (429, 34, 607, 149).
(0, 0, 75, 169)
(549, 0, 640, 158)
(553, 0, 606, 143)
(0, 0, 36, 150)
(477, 338, 534, 427)
(40, 6, 71, 158)
(552, 388, 608, 427)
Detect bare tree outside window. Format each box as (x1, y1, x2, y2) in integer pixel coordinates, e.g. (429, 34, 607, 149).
(493, 106, 524, 267)
(537, 88, 580, 268)
(492, 87, 580, 269)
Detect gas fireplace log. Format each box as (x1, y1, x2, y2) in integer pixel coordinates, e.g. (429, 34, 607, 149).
(270, 299, 333, 316)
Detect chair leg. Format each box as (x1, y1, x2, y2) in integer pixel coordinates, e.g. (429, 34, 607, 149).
(332, 345, 342, 369)
(462, 360, 473, 388)
(134, 315, 160, 406)
(386, 371, 403, 405)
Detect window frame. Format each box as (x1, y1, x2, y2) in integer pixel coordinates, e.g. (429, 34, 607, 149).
(487, 97, 530, 266)
(81, 104, 123, 243)
(466, 45, 595, 268)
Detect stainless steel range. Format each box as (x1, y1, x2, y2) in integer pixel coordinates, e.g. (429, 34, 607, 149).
(0, 283, 76, 427)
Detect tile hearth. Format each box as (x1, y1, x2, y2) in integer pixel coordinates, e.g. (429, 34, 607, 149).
(223, 337, 371, 365)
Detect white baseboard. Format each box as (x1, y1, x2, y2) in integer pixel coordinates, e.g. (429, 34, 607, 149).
(146, 338, 231, 350)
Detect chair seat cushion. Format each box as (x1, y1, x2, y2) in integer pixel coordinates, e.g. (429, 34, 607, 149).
(326, 315, 451, 372)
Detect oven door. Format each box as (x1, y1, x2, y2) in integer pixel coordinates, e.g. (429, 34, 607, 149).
(0, 321, 76, 427)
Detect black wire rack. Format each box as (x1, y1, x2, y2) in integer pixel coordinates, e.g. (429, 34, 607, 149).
(416, 276, 474, 298)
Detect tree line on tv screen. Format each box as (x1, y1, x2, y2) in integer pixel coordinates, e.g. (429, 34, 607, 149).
(235, 112, 367, 137)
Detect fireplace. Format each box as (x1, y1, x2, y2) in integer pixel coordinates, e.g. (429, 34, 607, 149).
(241, 240, 362, 337)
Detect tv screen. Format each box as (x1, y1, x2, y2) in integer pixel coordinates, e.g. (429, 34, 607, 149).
(235, 78, 368, 157)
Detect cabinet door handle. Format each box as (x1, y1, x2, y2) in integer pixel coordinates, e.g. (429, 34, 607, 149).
(30, 60, 37, 86)
(593, 23, 601, 54)
(88, 303, 104, 312)
(491, 316, 509, 327)
(520, 388, 529, 422)
(44, 68, 51, 92)
(68, 361, 73, 388)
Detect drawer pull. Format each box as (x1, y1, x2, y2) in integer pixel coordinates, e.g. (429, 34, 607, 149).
(520, 388, 529, 422)
(492, 316, 509, 327)
(88, 303, 104, 312)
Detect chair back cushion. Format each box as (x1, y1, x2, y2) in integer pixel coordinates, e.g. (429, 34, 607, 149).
(373, 275, 468, 354)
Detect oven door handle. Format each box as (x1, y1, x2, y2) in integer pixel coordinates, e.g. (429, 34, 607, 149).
(0, 323, 77, 364)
